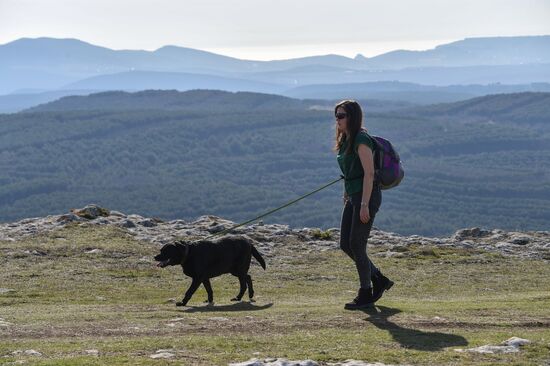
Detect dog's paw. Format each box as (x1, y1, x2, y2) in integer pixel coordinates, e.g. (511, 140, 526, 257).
(175, 301, 187, 307)
(249, 298, 256, 303)
(230, 297, 242, 302)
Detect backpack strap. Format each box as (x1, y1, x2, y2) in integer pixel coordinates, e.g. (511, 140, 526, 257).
(344, 133, 380, 184)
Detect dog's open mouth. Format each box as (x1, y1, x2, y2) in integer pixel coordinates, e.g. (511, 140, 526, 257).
(157, 259, 170, 267)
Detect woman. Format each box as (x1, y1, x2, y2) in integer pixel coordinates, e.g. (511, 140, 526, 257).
(334, 100, 393, 310)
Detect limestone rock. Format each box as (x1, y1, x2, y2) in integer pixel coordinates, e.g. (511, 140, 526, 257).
(229, 359, 318, 366)
(455, 344, 518, 354)
(452, 227, 490, 241)
(329, 362, 406, 366)
(230, 360, 406, 366)
(502, 337, 530, 347)
(1, 204, 549, 260)
(149, 349, 182, 359)
(120, 219, 136, 228)
(510, 236, 530, 245)
(455, 337, 530, 354)
(150, 351, 175, 359)
(71, 204, 110, 220)
(11, 349, 43, 356)
(137, 218, 157, 227)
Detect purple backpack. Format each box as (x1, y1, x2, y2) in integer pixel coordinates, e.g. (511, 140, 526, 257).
(369, 135, 404, 190)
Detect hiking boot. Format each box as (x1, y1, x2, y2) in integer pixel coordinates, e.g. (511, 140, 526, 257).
(371, 272, 394, 303)
(344, 287, 374, 310)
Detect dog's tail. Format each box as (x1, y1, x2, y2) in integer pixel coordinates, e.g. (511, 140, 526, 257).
(251, 245, 266, 270)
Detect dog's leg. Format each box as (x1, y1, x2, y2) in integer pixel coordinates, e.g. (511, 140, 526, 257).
(203, 279, 214, 305)
(176, 277, 202, 306)
(231, 275, 247, 301)
(246, 274, 255, 302)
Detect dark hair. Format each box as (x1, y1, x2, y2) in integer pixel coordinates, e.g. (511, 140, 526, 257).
(333, 100, 365, 154)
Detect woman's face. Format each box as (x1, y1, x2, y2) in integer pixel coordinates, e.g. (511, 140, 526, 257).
(335, 106, 348, 134)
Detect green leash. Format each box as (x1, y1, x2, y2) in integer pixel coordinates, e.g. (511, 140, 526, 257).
(205, 176, 344, 239)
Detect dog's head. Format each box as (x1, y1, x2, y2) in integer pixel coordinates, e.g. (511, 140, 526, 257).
(154, 241, 189, 268)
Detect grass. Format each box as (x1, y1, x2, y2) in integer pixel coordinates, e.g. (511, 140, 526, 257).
(310, 229, 333, 240)
(0, 225, 549, 365)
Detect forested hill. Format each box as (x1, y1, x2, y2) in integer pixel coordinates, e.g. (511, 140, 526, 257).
(22, 89, 413, 114)
(23, 89, 315, 112)
(402, 92, 550, 125)
(1, 90, 549, 236)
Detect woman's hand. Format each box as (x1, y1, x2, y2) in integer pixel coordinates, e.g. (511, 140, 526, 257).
(360, 205, 370, 224)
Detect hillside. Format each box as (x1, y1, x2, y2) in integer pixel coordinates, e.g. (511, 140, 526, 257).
(284, 81, 550, 104)
(1, 91, 549, 236)
(60, 70, 284, 95)
(0, 205, 549, 365)
(0, 89, 100, 114)
(400, 91, 550, 126)
(1, 89, 415, 114)
(5, 83, 550, 114)
(24, 90, 313, 112)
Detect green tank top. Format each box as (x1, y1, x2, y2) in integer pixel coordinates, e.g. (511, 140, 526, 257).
(337, 130, 375, 195)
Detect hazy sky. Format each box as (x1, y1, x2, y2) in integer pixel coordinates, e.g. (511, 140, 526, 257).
(1, 0, 549, 60)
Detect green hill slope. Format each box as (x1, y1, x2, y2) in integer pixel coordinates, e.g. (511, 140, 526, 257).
(1, 91, 549, 236)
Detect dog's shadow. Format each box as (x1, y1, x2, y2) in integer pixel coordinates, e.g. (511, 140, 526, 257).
(361, 305, 468, 351)
(180, 301, 274, 313)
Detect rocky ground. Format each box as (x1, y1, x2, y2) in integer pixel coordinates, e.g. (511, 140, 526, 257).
(1, 204, 549, 365)
(1, 204, 548, 261)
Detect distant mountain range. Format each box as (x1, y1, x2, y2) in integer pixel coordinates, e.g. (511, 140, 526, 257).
(1, 35, 550, 98)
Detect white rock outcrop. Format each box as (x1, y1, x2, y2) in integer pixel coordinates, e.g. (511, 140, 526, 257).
(454, 337, 531, 354)
(1, 204, 548, 260)
(230, 359, 406, 366)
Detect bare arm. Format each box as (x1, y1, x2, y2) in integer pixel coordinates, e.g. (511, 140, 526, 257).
(357, 144, 375, 223)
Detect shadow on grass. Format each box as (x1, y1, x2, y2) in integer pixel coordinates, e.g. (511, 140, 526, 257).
(181, 302, 274, 313)
(362, 305, 468, 351)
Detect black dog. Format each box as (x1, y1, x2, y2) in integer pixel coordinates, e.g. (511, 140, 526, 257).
(154, 235, 266, 306)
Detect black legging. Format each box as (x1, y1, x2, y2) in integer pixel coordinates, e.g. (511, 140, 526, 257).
(339, 187, 382, 289)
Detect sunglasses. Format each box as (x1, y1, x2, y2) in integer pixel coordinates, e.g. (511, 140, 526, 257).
(335, 112, 348, 120)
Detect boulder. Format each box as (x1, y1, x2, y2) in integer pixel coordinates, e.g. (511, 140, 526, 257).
(452, 227, 490, 241)
(71, 204, 110, 220)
